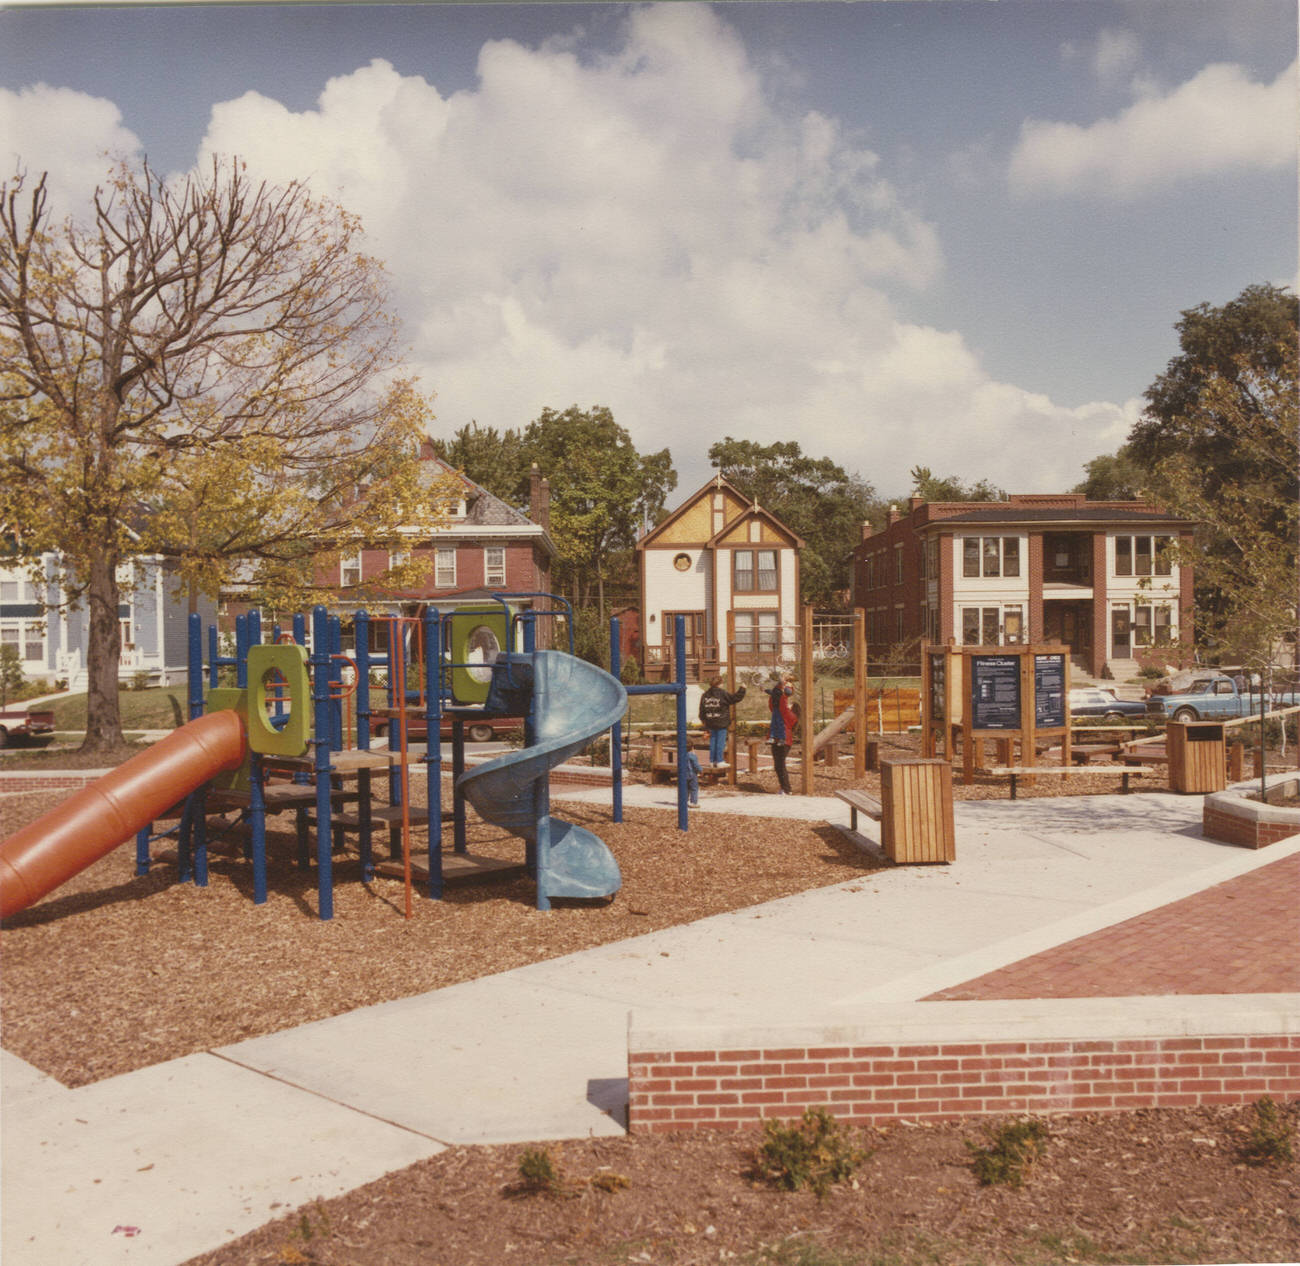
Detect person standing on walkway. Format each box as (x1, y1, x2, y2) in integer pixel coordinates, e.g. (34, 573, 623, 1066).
(699, 675, 746, 767)
(767, 673, 798, 795)
(681, 735, 702, 807)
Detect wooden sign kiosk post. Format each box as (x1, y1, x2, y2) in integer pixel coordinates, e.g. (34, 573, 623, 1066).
(923, 642, 1071, 784)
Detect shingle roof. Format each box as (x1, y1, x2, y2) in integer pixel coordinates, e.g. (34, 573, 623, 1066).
(926, 507, 1192, 527)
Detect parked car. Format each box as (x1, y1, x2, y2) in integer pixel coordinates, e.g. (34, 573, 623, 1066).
(1068, 688, 1147, 723)
(0, 706, 56, 748)
(1144, 674, 1300, 723)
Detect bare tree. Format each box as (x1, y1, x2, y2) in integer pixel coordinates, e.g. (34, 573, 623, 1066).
(1, 156, 441, 750)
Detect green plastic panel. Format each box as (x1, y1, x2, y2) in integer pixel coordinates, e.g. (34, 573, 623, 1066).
(446, 605, 513, 705)
(245, 643, 312, 756)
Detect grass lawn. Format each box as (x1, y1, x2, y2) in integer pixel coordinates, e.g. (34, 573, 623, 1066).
(47, 687, 190, 733)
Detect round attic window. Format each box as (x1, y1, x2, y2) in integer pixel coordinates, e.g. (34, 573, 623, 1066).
(673, 552, 692, 572)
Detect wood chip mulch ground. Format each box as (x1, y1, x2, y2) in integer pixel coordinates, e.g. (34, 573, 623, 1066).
(2, 735, 1297, 1265)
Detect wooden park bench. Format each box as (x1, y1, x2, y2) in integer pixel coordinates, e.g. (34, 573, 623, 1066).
(835, 788, 883, 832)
(988, 764, 1152, 800)
(650, 737, 728, 785)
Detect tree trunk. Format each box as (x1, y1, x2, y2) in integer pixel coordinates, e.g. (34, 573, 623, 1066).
(82, 551, 125, 752)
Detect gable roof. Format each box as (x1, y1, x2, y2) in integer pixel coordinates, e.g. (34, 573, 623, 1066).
(638, 473, 804, 549)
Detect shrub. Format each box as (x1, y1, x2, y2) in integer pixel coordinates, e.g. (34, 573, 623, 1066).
(517, 1146, 565, 1196)
(1240, 1096, 1294, 1166)
(966, 1117, 1049, 1187)
(756, 1108, 870, 1198)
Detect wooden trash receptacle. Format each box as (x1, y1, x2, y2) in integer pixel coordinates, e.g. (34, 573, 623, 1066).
(879, 757, 955, 863)
(1167, 721, 1227, 793)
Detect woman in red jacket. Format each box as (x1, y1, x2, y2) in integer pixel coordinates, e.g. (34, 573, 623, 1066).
(767, 673, 798, 795)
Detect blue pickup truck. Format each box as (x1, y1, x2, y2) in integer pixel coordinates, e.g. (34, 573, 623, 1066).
(1146, 674, 1300, 723)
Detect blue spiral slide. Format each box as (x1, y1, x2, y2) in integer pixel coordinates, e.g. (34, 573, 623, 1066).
(456, 651, 626, 909)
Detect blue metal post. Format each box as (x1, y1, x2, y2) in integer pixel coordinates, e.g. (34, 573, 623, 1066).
(610, 617, 624, 823)
(235, 614, 249, 689)
(354, 611, 375, 881)
(249, 752, 268, 904)
(424, 608, 443, 899)
(207, 624, 220, 690)
(248, 607, 262, 649)
(674, 616, 689, 830)
(311, 605, 335, 920)
(187, 613, 204, 721)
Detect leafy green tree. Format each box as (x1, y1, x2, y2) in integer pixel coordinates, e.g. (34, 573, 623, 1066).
(908, 466, 1006, 503)
(0, 643, 23, 706)
(1, 158, 439, 751)
(520, 406, 676, 623)
(428, 421, 529, 503)
(708, 438, 880, 607)
(1072, 448, 1146, 500)
(1145, 338, 1298, 673)
(1129, 283, 1298, 506)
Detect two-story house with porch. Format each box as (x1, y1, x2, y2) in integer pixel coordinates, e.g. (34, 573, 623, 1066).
(0, 550, 212, 689)
(636, 475, 803, 681)
(852, 493, 1196, 679)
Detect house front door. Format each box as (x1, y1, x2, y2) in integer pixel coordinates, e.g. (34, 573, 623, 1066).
(663, 611, 706, 679)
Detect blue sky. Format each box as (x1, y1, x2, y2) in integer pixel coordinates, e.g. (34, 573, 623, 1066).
(1, 1, 1295, 500)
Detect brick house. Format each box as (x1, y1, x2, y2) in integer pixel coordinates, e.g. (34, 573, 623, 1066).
(852, 494, 1196, 679)
(636, 475, 803, 680)
(223, 446, 556, 644)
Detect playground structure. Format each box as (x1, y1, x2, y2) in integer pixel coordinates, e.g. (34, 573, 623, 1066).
(0, 595, 628, 920)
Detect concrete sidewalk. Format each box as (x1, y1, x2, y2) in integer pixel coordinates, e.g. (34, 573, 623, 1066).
(4, 789, 1296, 1266)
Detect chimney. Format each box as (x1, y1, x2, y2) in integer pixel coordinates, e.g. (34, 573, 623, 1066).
(860, 520, 873, 542)
(909, 495, 923, 511)
(530, 463, 551, 531)
(887, 503, 900, 526)
(419, 436, 436, 461)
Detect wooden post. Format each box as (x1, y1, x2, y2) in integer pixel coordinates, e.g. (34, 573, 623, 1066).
(854, 609, 867, 779)
(726, 608, 738, 788)
(800, 604, 815, 796)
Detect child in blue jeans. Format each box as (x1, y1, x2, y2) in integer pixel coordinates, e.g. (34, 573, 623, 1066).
(681, 736, 702, 807)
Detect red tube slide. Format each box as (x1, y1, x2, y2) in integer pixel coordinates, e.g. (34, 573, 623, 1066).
(0, 710, 247, 919)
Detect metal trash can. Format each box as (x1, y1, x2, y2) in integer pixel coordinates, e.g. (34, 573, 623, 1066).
(1167, 721, 1227, 794)
(880, 757, 955, 863)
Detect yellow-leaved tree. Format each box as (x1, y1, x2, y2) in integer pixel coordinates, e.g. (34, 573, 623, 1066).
(1, 157, 447, 751)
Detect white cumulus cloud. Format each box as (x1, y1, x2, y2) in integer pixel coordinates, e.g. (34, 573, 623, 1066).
(1009, 59, 1298, 199)
(0, 83, 142, 211)
(9, 4, 1143, 496)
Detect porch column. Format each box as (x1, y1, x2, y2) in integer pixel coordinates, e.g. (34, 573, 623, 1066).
(1027, 533, 1044, 642)
(1091, 533, 1109, 678)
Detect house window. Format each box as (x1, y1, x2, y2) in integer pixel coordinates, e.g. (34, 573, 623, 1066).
(733, 611, 778, 652)
(1, 621, 44, 662)
(120, 618, 135, 653)
(1003, 606, 1024, 644)
(894, 545, 904, 584)
(0, 579, 20, 602)
(960, 606, 1005, 645)
(894, 606, 905, 641)
(1115, 535, 1173, 579)
(484, 546, 506, 588)
(340, 552, 362, 587)
(388, 549, 409, 572)
(434, 548, 456, 588)
(734, 549, 777, 593)
(963, 537, 1020, 579)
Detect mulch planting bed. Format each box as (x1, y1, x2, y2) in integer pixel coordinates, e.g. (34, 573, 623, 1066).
(183, 1104, 1299, 1266)
(4, 733, 1297, 1265)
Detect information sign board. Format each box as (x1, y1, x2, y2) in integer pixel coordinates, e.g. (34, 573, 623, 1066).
(1034, 653, 1067, 729)
(970, 655, 1020, 730)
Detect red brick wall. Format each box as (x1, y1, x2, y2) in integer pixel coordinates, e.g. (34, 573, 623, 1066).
(628, 1034, 1300, 1134)
(1027, 533, 1044, 642)
(0, 774, 101, 794)
(1091, 533, 1109, 677)
(1203, 803, 1300, 850)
